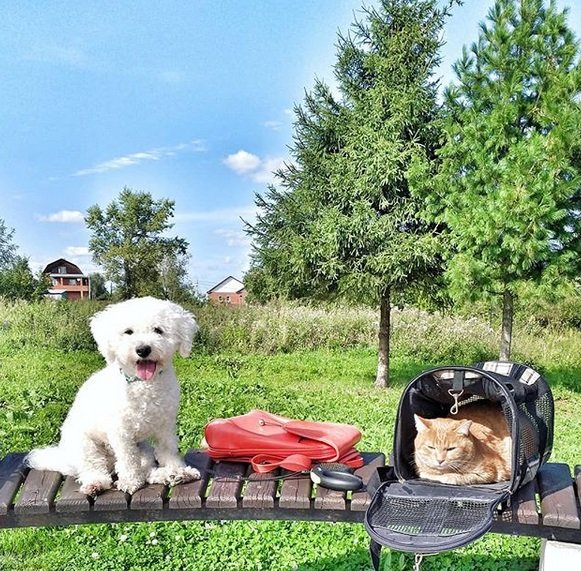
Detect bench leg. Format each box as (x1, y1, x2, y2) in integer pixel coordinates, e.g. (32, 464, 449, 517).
(539, 540, 581, 571)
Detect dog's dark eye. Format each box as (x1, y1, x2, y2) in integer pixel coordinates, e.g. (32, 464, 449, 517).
(153, 327, 164, 335)
(124, 328, 134, 335)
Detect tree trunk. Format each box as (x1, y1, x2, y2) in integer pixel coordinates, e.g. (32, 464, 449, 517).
(375, 290, 391, 388)
(499, 289, 513, 361)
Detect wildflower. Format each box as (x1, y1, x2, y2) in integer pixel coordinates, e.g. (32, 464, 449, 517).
(91, 552, 99, 559)
(119, 534, 128, 543)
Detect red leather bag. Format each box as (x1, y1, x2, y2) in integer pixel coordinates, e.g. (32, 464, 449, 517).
(203, 409, 364, 473)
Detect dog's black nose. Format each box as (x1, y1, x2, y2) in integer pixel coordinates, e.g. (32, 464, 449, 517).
(136, 345, 152, 358)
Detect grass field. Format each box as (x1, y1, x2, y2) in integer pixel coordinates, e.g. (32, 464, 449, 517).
(0, 300, 579, 570)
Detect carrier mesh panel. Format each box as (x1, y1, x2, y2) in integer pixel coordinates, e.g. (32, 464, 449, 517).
(370, 490, 493, 538)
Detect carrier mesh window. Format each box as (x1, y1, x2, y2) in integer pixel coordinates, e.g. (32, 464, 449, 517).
(370, 490, 492, 537)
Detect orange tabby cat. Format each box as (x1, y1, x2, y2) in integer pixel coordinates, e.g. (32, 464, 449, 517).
(413, 402, 512, 485)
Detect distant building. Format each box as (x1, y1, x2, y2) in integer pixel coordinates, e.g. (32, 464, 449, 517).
(43, 258, 91, 300)
(207, 276, 246, 305)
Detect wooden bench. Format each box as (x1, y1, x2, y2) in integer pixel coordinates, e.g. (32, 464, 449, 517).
(1, 450, 580, 547)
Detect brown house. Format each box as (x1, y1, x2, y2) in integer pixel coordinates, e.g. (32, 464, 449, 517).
(207, 276, 246, 306)
(43, 258, 91, 300)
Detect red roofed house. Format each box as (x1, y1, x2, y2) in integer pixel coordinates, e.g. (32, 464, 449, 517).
(43, 258, 91, 300)
(207, 276, 246, 306)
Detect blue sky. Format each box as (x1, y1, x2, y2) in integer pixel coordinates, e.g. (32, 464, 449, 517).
(1, 1, 580, 293)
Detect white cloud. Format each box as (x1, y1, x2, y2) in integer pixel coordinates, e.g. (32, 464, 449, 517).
(65, 246, 90, 257)
(73, 140, 206, 176)
(223, 150, 262, 174)
(251, 157, 287, 184)
(215, 229, 251, 248)
(262, 120, 283, 131)
(38, 210, 84, 223)
(223, 149, 288, 185)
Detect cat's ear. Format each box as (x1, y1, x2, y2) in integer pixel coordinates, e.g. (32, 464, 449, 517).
(414, 415, 431, 433)
(457, 420, 473, 436)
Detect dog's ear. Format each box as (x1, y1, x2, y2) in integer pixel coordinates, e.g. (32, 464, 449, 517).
(176, 308, 198, 358)
(89, 308, 117, 363)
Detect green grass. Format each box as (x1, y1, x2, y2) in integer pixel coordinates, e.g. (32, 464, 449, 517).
(0, 300, 580, 570)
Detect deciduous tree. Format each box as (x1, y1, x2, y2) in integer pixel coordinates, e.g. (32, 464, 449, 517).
(86, 188, 189, 300)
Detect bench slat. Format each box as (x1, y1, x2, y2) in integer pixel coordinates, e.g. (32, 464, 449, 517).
(242, 469, 279, 509)
(93, 487, 129, 511)
(279, 471, 312, 510)
(352, 452, 386, 512)
(14, 469, 62, 515)
(0, 453, 27, 515)
(56, 476, 92, 513)
(168, 451, 212, 510)
(538, 463, 580, 529)
(131, 484, 167, 510)
(314, 485, 346, 510)
(205, 462, 246, 508)
(512, 479, 539, 525)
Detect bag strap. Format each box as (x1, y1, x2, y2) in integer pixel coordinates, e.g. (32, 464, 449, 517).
(250, 453, 314, 473)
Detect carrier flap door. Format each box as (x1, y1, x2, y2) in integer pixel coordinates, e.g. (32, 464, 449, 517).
(364, 480, 509, 555)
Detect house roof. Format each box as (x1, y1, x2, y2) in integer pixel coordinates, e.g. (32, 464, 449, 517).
(207, 276, 245, 294)
(43, 258, 85, 276)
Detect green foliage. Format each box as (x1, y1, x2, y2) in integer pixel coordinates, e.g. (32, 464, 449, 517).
(3, 316, 580, 569)
(88, 272, 111, 300)
(85, 187, 191, 300)
(419, 0, 581, 356)
(0, 256, 49, 301)
(0, 218, 17, 269)
(1, 299, 580, 371)
(246, 0, 454, 305)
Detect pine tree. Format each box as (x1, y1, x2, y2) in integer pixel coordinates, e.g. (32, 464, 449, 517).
(430, 0, 581, 359)
(246, 0, 455, 386)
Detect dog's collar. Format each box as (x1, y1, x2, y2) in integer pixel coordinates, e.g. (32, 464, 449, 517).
(121, 368, 164, 384)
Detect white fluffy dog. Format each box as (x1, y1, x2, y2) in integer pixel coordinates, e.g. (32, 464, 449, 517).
(27, 296, 200, 495)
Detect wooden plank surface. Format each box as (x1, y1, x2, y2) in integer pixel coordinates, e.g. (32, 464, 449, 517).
(314, 485, 346, 510)
(512, 479, 539, 525)
(279, 471, 312, 510)
(56, 476, 92, 513)
(93, 486, 129, 512)
(131, 484, 167, 510)
(352, 452, 386, 511)
(14, 469, 62, 515)
(0, 453, 28, 515)
(242, 469, 279, 509)
(168, 451, 212, 510)
(205, 462, 246, 509)
(538, 463, 580, 529)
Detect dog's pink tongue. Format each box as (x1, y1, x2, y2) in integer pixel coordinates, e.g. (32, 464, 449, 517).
(136, 360, 157, 381)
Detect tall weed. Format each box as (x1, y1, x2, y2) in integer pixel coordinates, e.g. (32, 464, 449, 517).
(0, 298, 579, 369)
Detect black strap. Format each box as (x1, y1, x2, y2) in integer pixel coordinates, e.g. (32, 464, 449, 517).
(367, 465, 397, 497)
(370, 539, 382, 571)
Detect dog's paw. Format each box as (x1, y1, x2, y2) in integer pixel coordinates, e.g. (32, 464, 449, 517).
(115, 474, 146, 495)
(78, 474, 113, 496)
(147, 465, 201, 486)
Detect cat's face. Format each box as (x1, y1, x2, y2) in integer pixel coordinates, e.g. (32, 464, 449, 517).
(413, 415, 475, 475)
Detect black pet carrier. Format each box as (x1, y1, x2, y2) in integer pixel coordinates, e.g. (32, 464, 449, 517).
(365, 361, 554, 567)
